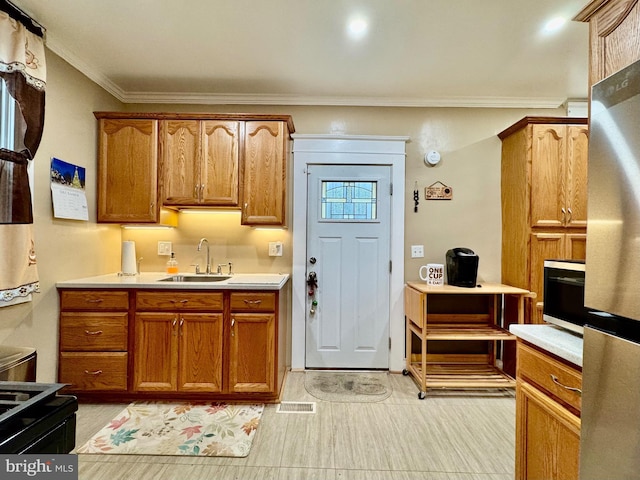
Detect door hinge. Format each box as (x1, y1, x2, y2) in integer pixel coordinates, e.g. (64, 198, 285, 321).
(389, 337, 392, 350)
(389, 260, 392, 273)
(390, 183, 393, 195)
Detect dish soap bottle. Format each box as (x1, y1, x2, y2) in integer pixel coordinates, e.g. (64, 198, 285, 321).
(166, 252, 178, 274)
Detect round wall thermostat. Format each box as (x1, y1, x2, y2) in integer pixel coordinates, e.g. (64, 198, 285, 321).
(424, 150, 441, 165)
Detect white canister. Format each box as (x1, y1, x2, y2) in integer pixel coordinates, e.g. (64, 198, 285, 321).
(419, 263, 444, 286)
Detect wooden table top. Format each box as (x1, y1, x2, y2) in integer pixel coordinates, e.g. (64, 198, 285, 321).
(406, 281, 532, 296)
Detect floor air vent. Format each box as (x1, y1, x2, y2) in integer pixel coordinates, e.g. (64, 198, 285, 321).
(276, 401, 317, 414)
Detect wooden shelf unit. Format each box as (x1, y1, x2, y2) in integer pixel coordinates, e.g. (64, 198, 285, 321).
(404, 282, 532, 397)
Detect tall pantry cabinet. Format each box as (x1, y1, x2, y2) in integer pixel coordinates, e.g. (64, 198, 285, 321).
(499, 117, 589, 324)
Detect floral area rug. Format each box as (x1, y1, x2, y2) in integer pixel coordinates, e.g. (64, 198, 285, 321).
(77, 402, 264, 457)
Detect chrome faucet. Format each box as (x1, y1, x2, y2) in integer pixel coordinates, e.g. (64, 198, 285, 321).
(197, 238, 211, 274)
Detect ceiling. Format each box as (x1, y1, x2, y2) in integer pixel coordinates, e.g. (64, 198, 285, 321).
(12, 0, 592, 108)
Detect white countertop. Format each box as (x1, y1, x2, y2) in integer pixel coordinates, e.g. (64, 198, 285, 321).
(56, 272, 290, 290)
(509, 324, 583, 367)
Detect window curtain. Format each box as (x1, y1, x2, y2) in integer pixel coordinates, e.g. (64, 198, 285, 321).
(0, 0, 45, 305)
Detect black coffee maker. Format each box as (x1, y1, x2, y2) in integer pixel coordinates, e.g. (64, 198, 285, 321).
(446, 248, 479, 287)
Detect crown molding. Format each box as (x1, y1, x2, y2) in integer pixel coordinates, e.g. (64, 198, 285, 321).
(46, 36, 127, 101)
(46, 38, 567, 110)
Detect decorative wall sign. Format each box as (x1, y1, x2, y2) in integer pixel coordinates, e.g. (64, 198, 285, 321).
(425, 181, 453, 200)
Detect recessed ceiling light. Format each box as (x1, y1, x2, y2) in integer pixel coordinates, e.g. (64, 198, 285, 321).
(347, 17, 368, 40)
(543, 16, 566, 33)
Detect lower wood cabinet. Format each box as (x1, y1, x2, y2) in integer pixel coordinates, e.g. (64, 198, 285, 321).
(58, 290, 129, 392)
(134, 312, 224, 393)
(58, 286, 289, 402)
(229, 292, 277, 393)
(515, 340, 582, 480)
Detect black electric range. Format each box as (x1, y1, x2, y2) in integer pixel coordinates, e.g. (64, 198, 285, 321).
(0, 382, 78, 454)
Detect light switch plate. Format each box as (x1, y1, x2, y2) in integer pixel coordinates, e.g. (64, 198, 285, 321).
(269, 241, 283, 257)
(158, 241, 172, 256)
(411, 245, 424, 258)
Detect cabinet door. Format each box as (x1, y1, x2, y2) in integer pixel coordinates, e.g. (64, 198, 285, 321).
(565, 233, 587, 261)
(161, 120, 200, 205)
(201, 120, 239, 206)
(530, 233, 566, 324)
(582, 0, 640, 85)
(98, 119, 159, 223)
(530, 125, 566, 228)
(178, 313, 224, 392)
(565, 126, 589, 228)
(242, 121, 287, 225)
(516, 381, 580, 480)
(228, 313, 275, 393)
(134, 313, 178, 391)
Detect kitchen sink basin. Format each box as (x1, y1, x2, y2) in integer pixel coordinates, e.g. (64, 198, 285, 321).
(158, 275, 231, 283)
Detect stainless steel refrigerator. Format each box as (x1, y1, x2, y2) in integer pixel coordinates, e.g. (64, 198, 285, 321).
(581, 58, 640, 479)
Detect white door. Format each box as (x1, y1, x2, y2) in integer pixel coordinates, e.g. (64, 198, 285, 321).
(305, 164, 391, 369)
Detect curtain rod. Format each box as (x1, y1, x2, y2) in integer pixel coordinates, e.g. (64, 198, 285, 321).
(0, 0, 46, 37)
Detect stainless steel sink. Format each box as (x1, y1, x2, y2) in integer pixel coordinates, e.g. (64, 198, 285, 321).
(158, 274, 231, 283)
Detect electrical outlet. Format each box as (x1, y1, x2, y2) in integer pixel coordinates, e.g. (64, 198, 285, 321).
(158, 241, 172, 256)
(268, 241, 283, 257)
(411, 245, 424, 258)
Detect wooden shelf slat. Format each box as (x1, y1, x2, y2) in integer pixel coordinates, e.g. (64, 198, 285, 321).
(426, 324, 515, 340)
(408, 363, 515, 389)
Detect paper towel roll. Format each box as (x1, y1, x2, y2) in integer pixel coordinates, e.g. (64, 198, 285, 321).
(121, 241, 137, 275)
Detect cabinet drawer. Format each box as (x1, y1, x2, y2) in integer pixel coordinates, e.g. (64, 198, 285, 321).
(230, 292, 276, 311)
(60, 290, 129, 310)
(517, 341, 582, 412)
(59, 352, 128, 391)
(136, 291, 224, 311)
(60, 312, 128, 351)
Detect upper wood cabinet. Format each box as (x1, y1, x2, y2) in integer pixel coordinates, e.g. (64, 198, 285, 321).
(575, 0, 640, 87)
(160, 120, 240, 207)
(94, 112, 294, 225)
(529, 124, 589, 229)
(96, 118, 159, 223)
(499, 117, 588, 323)
(242, 121, 289, 226)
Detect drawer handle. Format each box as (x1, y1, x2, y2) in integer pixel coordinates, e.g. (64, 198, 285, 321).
(85, 299, 104, 304)
(550, 374, 582, 395)
(244, 299, 262, 306)
(84, 330, 103, 336)
(170, 299, 189, 304)
(84, 369, 103, 376)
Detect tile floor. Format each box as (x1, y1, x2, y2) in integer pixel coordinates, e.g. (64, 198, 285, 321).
(75, 372, 516, 480)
